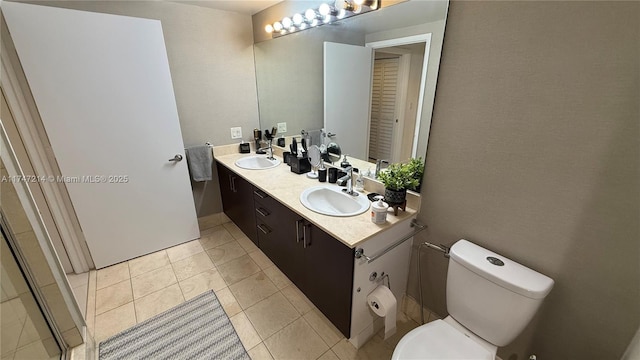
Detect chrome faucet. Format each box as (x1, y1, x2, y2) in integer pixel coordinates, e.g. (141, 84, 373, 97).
(338, 166, 358, 196)
(375, 159, 389, 178)
(259, 140, 275, 160)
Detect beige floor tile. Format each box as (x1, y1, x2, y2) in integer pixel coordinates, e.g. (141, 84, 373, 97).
(229, 312, 261, 351)
(1, 318, 22, 356)
(264, 318, 329, 360)
(229, 272, 278, 309)
(134, 284, 184, 322)
(331, 336, 393, 360)
(95, 279, 133, 315)
(166, 240, 204, 263)
(94, 302, 136, 342)
(248, 250, 275, 270)
(245, 293, 300, 340)
(247, 343, 274, 360)
(235, 235, 259, 253)
(172, 252, 214, 281)
(373, 312, 419, 349)
(199, 226, 236, 250)
(217, 255, 261, 285)
(304, 309, 344, 348)
(223, 222, 245, 240)
(71, 284, 88, 318)
(128, 251, 170, 277)
(13, 341, 55, 360)
(179, 269, 226, 300)
(96, 262, 129, 290)
(207, 241, 247, 266)
(17, 317, 46, 347)
(85, 270, 97, 335)
(263, 266, 293, 290)
(66, 272, 89, 288)
(281, 285, 314, 315)
(131, 264, 177, 299)
(318, 350, 340, 360)
(214, 287, 242, 317)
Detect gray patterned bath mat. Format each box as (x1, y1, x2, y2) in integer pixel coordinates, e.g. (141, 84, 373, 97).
(99, 290, 249, 360)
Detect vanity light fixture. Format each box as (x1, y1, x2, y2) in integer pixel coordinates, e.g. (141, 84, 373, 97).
(264, 0, 379, 38)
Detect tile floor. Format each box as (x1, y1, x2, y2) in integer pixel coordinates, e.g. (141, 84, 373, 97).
(67, 272, 89, 319)
(87, 220, 425, 360)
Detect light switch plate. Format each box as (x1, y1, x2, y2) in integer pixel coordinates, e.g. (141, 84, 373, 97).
(277, 122, 287, 134)
(230, 127, 242, 139)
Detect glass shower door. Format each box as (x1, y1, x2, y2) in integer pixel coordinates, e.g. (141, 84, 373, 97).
(1, 226, 61, 360)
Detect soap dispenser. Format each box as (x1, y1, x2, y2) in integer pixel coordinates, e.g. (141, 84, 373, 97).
(371, 196, 389, 224)
(341, 154, 350, 168)
(355, 171, 364, 192)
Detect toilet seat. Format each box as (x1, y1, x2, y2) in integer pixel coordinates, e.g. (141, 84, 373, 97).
(391, 320, 494, 360)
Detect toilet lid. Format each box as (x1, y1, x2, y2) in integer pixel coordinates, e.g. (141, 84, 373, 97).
(392, 320, 494, 360)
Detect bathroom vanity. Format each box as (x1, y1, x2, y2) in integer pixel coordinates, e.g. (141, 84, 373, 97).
(215, 150, 419, 347)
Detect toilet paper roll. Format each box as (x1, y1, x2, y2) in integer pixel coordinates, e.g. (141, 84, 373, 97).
(367, 285, 397, 340)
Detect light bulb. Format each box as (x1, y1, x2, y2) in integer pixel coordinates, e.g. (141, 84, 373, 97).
(292, 13, 303, 25)
(305, 9, 317, 21)
(337, 9, 346, 19)
(353, 4, 362, 13)
(319, 3, 331, 16)
(299, 23, 308, 30)
(282, 17, 292, 29)
(311, 19, 319, 27)
(273, 21, 283, 32)
(323, 14, 331, 23)
(354, 0, 364, 4)
(265, 24, 274, 33)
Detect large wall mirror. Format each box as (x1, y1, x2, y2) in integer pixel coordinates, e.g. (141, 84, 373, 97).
(253, 0, 449, 191)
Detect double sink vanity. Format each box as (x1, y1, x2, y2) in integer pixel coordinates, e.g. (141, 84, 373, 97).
(214, 145, 420, 348)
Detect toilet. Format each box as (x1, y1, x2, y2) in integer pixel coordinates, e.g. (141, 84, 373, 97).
(393, 239, 554, 359)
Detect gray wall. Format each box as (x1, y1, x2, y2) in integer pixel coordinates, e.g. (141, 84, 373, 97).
(410, 1, 639, 360)
(17, 0, 261, 216)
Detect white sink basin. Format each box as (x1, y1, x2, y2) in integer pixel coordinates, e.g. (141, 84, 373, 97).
(300, 185, 370, 217)
(235, 155, 281, 170)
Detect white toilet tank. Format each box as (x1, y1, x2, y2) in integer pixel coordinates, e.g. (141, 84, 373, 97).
(446, 240, 554, 347)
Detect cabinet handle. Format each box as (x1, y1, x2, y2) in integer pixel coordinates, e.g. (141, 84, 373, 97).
(295, 220, 303, 243)
(254, 190, 268, 199)
(257, 223, 271, 235)
(303, 224, 310, 248)
(231, 176, 237, 192)
(255, 207, 270, 217)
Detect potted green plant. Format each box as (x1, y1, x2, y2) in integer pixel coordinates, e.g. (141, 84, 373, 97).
(406, 157, 425, 192)
(377, 161, 420, 204)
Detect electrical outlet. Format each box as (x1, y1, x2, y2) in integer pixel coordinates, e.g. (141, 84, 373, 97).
(277, 122, 287, 134)
(230, 127, 242, 139)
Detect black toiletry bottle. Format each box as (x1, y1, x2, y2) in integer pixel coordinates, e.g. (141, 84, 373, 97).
(341, 155, 350, 168)
(318, 168, 327, 182)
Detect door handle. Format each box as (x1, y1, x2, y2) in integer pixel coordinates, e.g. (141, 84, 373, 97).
(326, 132, 336, 138)
(168, 154, 183, 162)
(231, 176, 237, 193)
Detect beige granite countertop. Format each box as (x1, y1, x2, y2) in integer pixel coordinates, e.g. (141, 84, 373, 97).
(214, 147, 418, 248)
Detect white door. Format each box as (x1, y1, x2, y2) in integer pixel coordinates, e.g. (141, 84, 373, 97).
(324, 42, 373, 161)
(3, 2, 199, 268)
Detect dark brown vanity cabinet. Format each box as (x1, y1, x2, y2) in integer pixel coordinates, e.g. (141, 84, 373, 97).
(216, 163, 258, 245)
(253, 189, 354, 337)
(217, 163, 354, 337)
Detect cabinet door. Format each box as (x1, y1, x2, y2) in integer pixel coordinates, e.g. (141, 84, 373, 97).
(216, 163, 258, 245)
(303, 224, 354, 337)
(255, 190, 305, 289)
